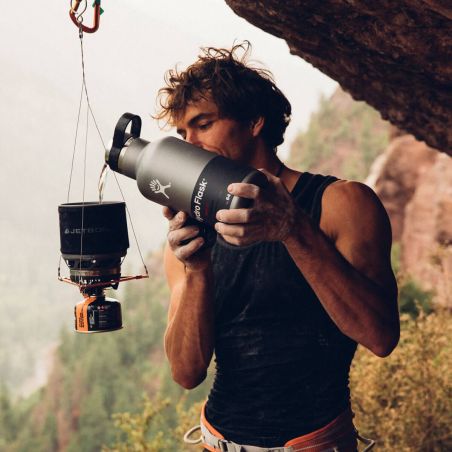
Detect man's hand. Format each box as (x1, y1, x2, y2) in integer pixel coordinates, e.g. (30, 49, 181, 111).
(215, 169, 299, 246)
(163, 207, 211, 270)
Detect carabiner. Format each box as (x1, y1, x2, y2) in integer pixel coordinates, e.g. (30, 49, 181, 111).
(70, 0, 102, 34)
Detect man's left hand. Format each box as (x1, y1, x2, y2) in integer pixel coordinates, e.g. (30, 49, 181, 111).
(215, 169, 299, 246)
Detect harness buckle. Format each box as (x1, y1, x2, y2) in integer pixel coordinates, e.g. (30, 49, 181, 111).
(217, 438, 229, 451)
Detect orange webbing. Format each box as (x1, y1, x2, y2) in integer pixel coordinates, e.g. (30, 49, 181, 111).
(201, 402, 224, 452)
(75, 296, 96, 332)
(285, 409, 357, 452)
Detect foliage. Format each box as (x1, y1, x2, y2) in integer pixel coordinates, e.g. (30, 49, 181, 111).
(288, 89, 389, 181)
(398, 278, 434, 318)
(0, 384, 16, 448)
(390, 242, 402, 276)
(104, 395, 204, 452)
(350, 310, 452, 451)
(104, 397, 172, 452)
(0, 262, 212, 452)
(391, 242, 434, 318)
(0, 285, 70, 394)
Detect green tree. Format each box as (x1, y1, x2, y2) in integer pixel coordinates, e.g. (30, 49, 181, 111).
(0, 384, 16, 447)
(68, 386, 111, 452)
(351, 310, 452, 451)
(288, 88, 389, 181)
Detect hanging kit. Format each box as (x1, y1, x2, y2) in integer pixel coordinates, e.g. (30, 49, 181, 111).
(59, 2, 149, 333)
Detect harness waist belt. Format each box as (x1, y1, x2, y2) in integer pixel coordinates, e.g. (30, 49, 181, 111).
(199, 404, 369, 452)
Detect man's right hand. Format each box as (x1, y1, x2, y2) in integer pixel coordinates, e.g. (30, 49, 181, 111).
(163, 207, 211, 270)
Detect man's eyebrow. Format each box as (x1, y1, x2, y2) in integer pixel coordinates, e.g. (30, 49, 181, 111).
(189, 112, 215, 126)
(176, 112, 215, 135)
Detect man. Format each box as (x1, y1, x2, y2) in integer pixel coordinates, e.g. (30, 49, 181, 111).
(157, 43, 399, 451)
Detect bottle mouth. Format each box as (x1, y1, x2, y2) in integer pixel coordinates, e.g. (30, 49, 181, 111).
(106, 134, 134, 171)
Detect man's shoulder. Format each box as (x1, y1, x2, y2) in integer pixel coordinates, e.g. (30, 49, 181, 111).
(324, 179, 377, 204)
(320, 179, 388, 239)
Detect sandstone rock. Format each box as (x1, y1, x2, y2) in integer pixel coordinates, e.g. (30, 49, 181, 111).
(366, 135, 437, 241)
(225, 0, 452, 155)
(401, 153, 452, 307)
(367, 134, 452, 307)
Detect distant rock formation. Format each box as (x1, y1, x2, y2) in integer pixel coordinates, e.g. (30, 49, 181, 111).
(367, 135, 452, 307)
(225, 0, 452, 155)
(367, 135, 437, 241)
(288, 87, 389, 181)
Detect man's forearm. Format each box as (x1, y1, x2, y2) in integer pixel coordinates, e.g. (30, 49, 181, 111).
(283, 212, 399, 357)
(164, 266, 215, 389)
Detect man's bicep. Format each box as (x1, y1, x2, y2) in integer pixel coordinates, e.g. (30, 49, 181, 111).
(164, 242, 185, 287)
(163, 243, 186, 320)
(323, 181, 397, 296)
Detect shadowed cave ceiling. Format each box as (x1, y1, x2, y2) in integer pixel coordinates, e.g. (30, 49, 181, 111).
(225, 0, 452, 155)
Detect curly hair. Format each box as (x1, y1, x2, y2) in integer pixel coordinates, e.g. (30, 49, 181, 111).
(155, 42, 292, 150)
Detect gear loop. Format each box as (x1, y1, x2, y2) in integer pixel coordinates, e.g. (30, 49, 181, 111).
(183, 425, 202, 445)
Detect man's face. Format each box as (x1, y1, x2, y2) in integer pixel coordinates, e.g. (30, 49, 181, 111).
(175, 97, 257, 165)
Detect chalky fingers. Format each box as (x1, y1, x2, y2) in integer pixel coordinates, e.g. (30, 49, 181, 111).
(216, 208, 257, 224)
(228, 182, 261, 200)
(215, 222, 259, 245)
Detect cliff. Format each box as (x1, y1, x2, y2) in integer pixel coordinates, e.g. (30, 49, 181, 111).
(367, 135, 452, 307)
(226, 0, 452, 155)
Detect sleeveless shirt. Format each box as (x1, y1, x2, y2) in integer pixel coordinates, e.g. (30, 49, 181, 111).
(204, 172, 357, 448)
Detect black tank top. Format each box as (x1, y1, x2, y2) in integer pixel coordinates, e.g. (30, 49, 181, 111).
(205, 172, 357, 448)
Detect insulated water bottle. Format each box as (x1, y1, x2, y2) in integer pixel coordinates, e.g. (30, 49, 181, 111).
(105, 113, 268, 245)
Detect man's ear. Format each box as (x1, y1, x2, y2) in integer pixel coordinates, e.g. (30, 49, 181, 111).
(250, 116, 265, 137)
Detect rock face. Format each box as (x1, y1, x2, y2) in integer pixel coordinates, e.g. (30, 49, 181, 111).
(401, 153, 452, 307)
(367, 136, 452, 307)
(225, 0, 452, 155)
(369, 136, 437, 241)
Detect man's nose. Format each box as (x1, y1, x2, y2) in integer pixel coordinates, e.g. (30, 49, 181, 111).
(185, 130, 201, 147)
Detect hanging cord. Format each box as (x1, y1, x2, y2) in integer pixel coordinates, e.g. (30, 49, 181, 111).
(79, 25, 105, 150)
(59, 21, 148, 281)
(79, 28, 149, 277)
(97, 163, 148, 276)
(66, 82, 84, 203)
(111, 170, 149, 277)
(58, 80, 84, 278)
(77, 103, 89, 284)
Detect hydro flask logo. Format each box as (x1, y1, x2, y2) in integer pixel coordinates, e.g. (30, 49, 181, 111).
(193, 178, 208, 221)
(149, 179, 171, 199)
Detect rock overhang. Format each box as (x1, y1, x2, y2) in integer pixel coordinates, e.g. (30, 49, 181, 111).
(225, 0, 452, 155)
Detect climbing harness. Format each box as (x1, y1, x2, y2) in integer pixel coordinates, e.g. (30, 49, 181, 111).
(184, 404, 376, 452)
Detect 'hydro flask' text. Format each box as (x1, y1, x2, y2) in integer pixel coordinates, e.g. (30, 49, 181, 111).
(193, 178, 208, 221)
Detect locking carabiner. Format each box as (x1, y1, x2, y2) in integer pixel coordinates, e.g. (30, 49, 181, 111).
(69, 0, 102, 34)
